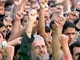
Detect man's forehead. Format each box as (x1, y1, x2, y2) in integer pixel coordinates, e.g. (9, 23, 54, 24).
(32, 39, 45, 47)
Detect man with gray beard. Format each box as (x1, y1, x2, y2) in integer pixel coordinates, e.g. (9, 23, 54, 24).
(18, 9, 49, 60)
(31, 35, 49, 60)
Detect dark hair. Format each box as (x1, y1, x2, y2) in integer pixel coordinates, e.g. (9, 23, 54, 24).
(21, 14, 28, 23)
(0, 31, 4, 38)
(5, 1, 13, 8)
(45, 26, 51, 33)
(70, 41, 80, 55)
(14, 45, 20, 56)
(51, 4, 59, 8)
(62, 21, 75, 33)
(48, 1, 55, 6)
(50, 20, 54, 29)
(0, 21, 5, 28)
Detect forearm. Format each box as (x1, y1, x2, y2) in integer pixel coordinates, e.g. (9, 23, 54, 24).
(62, 44, 70, 55)
(38, 8, 45, 35)
(8, 25, 26, 41)
(10, 20, 20, 36)
(51, 13, 59, 21)
(26, 21, 33, 38)
(7, 39, 19, 46)
(32, 25, 38, 34)
(7, 56, 13, 60)
(64, 0, 70, 12)
(13, 5, 20, 16)
(38, 8, 48, 46)
(18, 0, 28, 11)
(52, 28, 62, 60)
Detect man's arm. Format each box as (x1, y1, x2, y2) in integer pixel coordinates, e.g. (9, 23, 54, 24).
(3, 45, 14, 60)
(64, 0, 70, 12)
(52, 16, 66, 60)
(18, 10, 37, 60)
(59, 34, 73, 60)
(10, 6, 24, 36)
(38, 0, 52, 49)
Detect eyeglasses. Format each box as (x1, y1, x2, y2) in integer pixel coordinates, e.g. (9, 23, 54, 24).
(33, 45, 46, 51)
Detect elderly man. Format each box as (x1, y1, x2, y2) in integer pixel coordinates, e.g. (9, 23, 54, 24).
(19, 4, 49, 60)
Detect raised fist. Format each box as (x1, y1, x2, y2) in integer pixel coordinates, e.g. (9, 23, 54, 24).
(39, 0, 48, 9)
(69, 11, 79, 22)
(3, 17, 12, 26)
(59, 34, 69, 46)
(28, 9, 37, 22)
(54, 16, 65, 28)
(14, 6, 25, 20)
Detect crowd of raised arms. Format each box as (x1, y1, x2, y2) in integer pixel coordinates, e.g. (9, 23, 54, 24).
(0, 0, 80, 60)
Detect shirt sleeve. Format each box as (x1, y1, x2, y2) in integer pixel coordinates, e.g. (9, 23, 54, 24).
(64, 54, 73, 60)
(19, 33, 34, 60)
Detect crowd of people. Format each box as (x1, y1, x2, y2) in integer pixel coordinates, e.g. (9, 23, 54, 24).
(0, 0, 80, 60)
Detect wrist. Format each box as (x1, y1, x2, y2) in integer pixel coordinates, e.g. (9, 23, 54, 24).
(7, 55, 13, 60)
(40, 8, 45, 10)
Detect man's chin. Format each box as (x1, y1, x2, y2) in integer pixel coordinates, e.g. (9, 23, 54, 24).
(38, 55, 46, 58)
(6, 32, 11, 39)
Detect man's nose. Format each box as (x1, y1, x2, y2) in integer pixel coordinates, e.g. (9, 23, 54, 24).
(40, 47, 44, 51)
(69, 34, 73, 39)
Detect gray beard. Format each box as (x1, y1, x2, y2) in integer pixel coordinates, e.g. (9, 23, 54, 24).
(31, 51, 49, 60)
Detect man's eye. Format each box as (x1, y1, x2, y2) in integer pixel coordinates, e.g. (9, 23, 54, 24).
(35, 47, 40, 50)
(42, 45, 45, 48)
(3, 30, 6, 33)
(66, 33, 70, 35)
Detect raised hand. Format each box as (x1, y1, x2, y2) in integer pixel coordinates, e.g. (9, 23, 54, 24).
(16, 37, 22, 45)
(39, 0, 48, 9)
(7, 37, 22, 46)
(59, 34, 69, 46)
(46, 30, 52, 49)
(68, 11, 79, 22)
(3, 17, 12, 26)
(4, 45, 14, 59)
(14, 5, 25, 20)
(28, 9, 37, 22)
(54, 16, 66, 28)
(13, 0, 21, 6)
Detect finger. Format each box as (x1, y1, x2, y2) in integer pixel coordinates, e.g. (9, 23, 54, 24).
(19, 37, 22, 41)
(49, 30, 52, 36)
(20, 4, 23, 11)
(59, 34, 62, 40)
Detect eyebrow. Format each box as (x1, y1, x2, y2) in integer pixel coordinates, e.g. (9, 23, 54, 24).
(75, 52, 80, 55)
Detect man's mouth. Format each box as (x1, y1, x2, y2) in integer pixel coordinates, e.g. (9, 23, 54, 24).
(38, 52, 45, 57)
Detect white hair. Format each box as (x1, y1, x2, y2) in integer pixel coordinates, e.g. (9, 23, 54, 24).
(33, 35, 45, 44)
